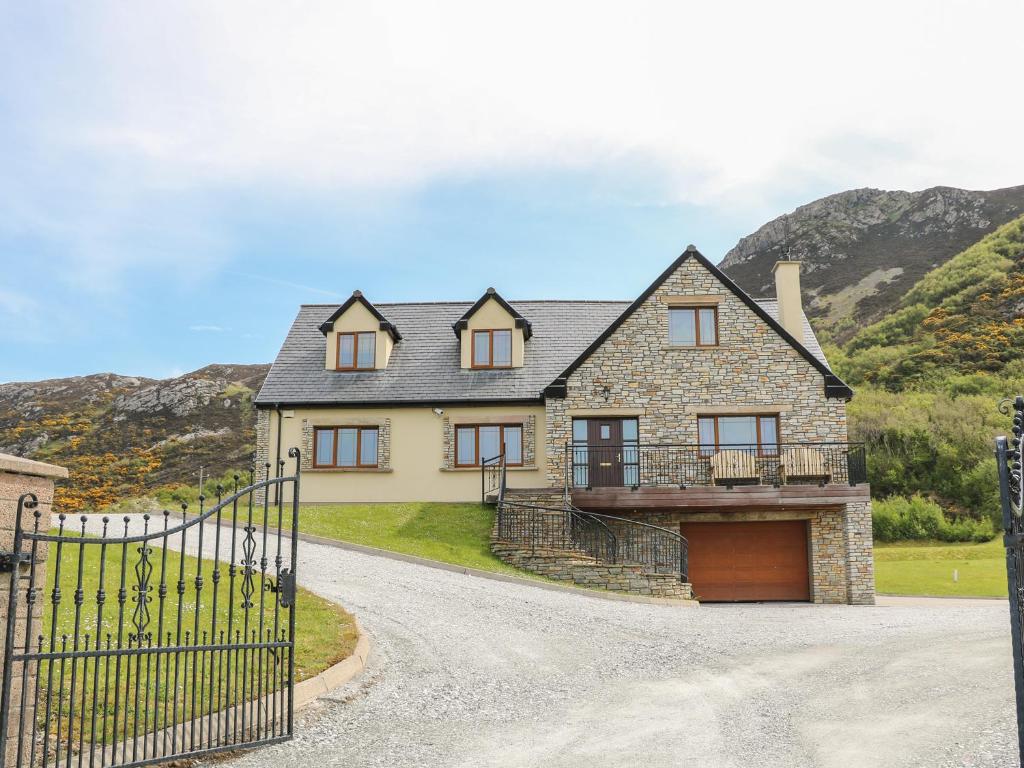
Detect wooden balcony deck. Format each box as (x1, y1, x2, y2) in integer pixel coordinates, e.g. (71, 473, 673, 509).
(570, 482, 870, 511)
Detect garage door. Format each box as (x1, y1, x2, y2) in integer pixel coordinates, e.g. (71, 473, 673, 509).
(679, 520, 810, 602)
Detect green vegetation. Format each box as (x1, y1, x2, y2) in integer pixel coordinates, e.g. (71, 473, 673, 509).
(872, 494, 994, 543)
(40, 534, 356, 744)
(874, 538, 1005, 597)
(831, 214, 1024, 390)
(284, 502, 525, 576)
(824, 216, 1024, 542)
(848, 388, 1004, 529)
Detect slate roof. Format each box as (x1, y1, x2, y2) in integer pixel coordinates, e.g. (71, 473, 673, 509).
(255, 298, 832, 406)
(255, 301, 629, 406)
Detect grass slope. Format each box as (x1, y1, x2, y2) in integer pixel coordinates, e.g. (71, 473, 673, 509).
(39, 533, 356, 744)
(289, 502, 524, 576)
(874, 538, 1006, 597)
(832, 214, 1024, 390)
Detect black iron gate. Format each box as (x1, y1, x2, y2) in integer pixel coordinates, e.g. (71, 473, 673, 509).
(998, 397, 1024, 765)
(0, 449, 301, 768)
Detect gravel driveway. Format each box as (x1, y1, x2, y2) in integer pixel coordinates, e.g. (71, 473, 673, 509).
(88, 517, 1017, 767)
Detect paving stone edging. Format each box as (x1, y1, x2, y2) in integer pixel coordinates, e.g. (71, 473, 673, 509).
(294, 617, 372, 709)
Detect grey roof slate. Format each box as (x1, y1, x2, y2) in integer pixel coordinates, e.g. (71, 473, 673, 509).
(256, 298, 831, 406)
(256, 301, 629, 405)
(754, 299, 829, 367)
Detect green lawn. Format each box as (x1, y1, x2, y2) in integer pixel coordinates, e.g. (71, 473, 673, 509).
(874, 537, 1007, 597)
(38, 533, 357, 744)
(287, 502, 526, 576)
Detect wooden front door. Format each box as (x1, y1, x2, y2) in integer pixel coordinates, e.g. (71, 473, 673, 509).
(587, 418, 624, 487)
(680, 520, 811, 602)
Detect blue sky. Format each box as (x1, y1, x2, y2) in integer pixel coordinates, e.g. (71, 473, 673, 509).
(2, 1, 1022, 382)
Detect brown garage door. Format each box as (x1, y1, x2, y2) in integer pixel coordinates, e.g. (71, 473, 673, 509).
(680, 520, 810, 602)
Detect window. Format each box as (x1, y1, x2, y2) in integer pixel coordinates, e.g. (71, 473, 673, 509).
(454, 424, 523, 466)
(697, 415, 779, 456)
(471, 329, 513, 368)
(669, 307, 718, 347)
(313, 426, 379, 467)
(336, 332, 376, 370)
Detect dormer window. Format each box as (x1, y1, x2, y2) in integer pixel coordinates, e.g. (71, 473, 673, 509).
(337, 331, 376, 370)
(472, 329, 513, 368)
(454, 288, 531, 370)
(319, 290, 401, 372)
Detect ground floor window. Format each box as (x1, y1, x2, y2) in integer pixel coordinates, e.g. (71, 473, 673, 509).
(697, 415, 779, 456)
(455, 424, 523, 467)
(313, 426, 379, 467)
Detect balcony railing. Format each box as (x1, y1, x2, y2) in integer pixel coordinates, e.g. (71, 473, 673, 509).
(565, 442, 867, 489)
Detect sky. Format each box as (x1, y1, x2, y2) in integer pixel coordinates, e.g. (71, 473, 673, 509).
(2, 0, 1023, 382)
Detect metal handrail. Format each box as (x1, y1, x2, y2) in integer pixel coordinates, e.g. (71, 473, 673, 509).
(496, 499, 688, 582)
(564, 440, 867, 490)
(481, 453, 506, 504)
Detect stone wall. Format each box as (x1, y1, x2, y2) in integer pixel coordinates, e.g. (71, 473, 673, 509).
(490, 542, 693, 600)
(843, 500, 875, 605)
(544, 255, 848, 484)
(0, 454, 64, 765)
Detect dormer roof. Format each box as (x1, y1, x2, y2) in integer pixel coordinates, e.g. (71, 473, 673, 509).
(318, 290, 402, 341)
(451, 288, 532, 339)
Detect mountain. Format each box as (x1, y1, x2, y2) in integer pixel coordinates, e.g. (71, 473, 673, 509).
(0, 364, 269, 511)
(720, 185, 1024, 341)
(829, 213, 1024, 390)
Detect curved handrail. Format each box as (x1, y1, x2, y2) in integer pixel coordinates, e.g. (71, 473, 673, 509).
(25, 449, 302, 545)
(496, 498, 688, 582)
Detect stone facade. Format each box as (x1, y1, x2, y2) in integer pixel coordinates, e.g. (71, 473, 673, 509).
(544, 256, 848, 484)
(843, 500, 875, 605)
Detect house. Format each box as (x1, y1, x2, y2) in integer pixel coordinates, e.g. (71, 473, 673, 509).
(255, 246, 873, 605)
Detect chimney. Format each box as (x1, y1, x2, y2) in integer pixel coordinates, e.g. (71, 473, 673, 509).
(772, 260, 805, 344)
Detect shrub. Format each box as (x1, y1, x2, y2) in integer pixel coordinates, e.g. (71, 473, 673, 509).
(872, 494, 995, 543)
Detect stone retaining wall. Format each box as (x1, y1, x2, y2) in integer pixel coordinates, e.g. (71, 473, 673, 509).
(490, 543, 692, 600)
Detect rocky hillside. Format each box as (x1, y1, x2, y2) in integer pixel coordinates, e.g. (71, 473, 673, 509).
(0, 364, 269, 511)
(720, 185, 1024, 341)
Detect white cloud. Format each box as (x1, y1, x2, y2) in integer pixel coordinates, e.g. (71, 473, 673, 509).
(188, 325, 228, 332)
(21, 0, 1017, 204)
(2, 0, 1023, 292)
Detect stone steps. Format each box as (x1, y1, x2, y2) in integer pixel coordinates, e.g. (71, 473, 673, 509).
(490, 538, 692, 600)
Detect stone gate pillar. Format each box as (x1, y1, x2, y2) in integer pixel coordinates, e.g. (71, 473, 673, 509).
(0, 453, 66, 763)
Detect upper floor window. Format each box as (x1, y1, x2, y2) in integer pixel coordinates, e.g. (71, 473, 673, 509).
(337, 332, 376, 370)
(455, 424, 523, 466)
(669, 307, 718, 347)
(314, 426, 378, 468)
(472, 329, 513, 368)
(698, 415, 778, 457)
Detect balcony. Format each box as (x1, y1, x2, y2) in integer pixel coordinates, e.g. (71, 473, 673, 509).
(565, 442, 869, 510)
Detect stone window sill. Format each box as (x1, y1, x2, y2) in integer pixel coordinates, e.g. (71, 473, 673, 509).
(439, 465, 538, 473)
(662, 344, 720, 351)
(306, 467, 393, 473)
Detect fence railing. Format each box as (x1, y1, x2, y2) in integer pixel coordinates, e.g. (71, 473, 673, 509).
(481, 454, 506, 504)
(495, 500, 688, 582)
(565, 441, 867, 489)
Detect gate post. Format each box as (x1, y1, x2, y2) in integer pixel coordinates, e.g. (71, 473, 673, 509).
(0, 454, 65, 765)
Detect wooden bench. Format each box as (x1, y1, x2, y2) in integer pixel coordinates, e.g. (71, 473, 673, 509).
(710, 449, 760, 486)
(779, 446, 831, 485)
